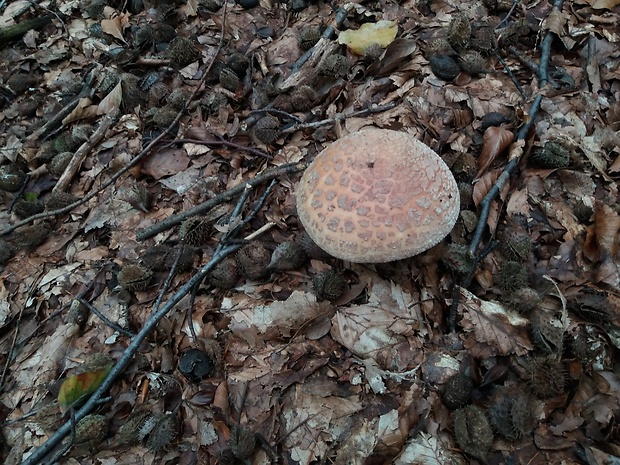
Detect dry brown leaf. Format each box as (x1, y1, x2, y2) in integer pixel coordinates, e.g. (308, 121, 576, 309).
(476, 126, 514, 179)
(101, 13, 130, 43)
(472, 168, 502, 206)
(61, 97, 98, 124)
(584, 203, 620, 262)
(586, 0, 620, 8)
(97, 80, 122, 114)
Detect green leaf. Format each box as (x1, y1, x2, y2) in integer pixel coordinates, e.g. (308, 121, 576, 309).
(57, 365, 112, 413)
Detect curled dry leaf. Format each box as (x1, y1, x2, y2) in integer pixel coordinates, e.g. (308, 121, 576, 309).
(472, 168, 506, 234)
(584, 203, 620, 262)
(475, 126, 514, 179)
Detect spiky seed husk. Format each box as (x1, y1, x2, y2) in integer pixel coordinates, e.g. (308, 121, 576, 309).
(44, 191, 76, 211)
(442, 243, 474, 275)
(180, 217, 211, 246)
(298, 26, 321, 50)
(164, 244, 197, 271)
(201, 92, 228, 115)
(428, 55, 460, 81)
(124, 181, 150, 212)
(152, 105, 179, 129)
(97, 68, 120, 95)
(35, 404, 63, 432)
(502, 287, 540, 314)
(120, 73, 145, 108)
(529, 141, 571, 169)
(168, 37, 200, 68)
(75, 414, 108, 444)
(471, 26, 496, 53)
(117, 264, 153, 291)
(530, 307, 564, 354)
(230, 425, 256, 459)
(495, 261, 529, 291)
(0, 238, 14, 265)
(141, 244, 173, 270)
(443, 373, 474, 409)
(0, 164, 26, 192)
(500, 222, 532, 261)
(227, 51, 250, 78)
(457, 182, 473, 209)
(145, 413, 178, 452)
(148, 82, 170, 106)
(48, 151, 73, 178)
(451, 152, 477, 181)
(424, 38, 456, 58)
(319, 54, 348, 77)
(313, 269, 347, 301)
(253, 114, 280, 144)
(300, 230, 331, 259)
(14, 223, 50, 249)
(525, 355, 565, 398)
(71, 124, 92, 143)
(166, 88, 191, 110)
(267, 240, 307, 271)
(453, 405, 493, 462)
(118, 410, 152, 445)
(447, 13, 472, 49)
(219, 67, 241, 92)
(236, 243, 271, 280)
(488, 391, 537, 440)
(13, 199, 44, 219)
(152, 23, 176, 44)
(460, 210, 478, 233)
(290, 85, 318, 111)
(459, 50, 487, 76)
(67, 298, 89, 326)
(209, 257, 240, 289)
(134, 25, 154, 47)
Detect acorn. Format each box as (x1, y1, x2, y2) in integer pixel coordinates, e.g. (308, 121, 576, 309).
(495, 261, 529, 291)
(49, 152, 73, 178)
(227, 51, 250, 78)
(529, 141, 571, 169)
(0, 164, 27, 192)
(144, 413, 178, 452)
(428, 55, 460, 81)
(502, 287, 541, 314)
(14, 222, 51, 249)
(319, 54, 348, 77)
(530, 307, 564, 354)
(219, 67, 241, 92)
(152, 105, 179, 129)
(141, 244, 174, 270)
(164, 244, 197, 271)
(290, 85, 317, 111)
(179, 216, 211, 246)
(0, 238, 13, 265)
(300, 230, 331, 259)
(168, 37, 200, 68)
(298, 25, 321, 50)
(118, 410, 152, 445)
(236, 243, 271, 280)
(442, 243, 474, 275)
(453, 405, 493, 462)
(424, 38, 456, 58)
(166, 88, 191, 110)
(45, 191, 76, 211)
(446, 13, 472, 49)
(500, 221, 531, 261)
(208, 257, 240, 289)
(75, 414, 108, 444)
(252, 114, 280, 145)
(525, 355, 565, 398)
(267, 240, 307, 272)
(313, 269, 347, 301)
(459, 50, 487, 76)
(117, 264, 153, 291)
(443, 373, 474, 409)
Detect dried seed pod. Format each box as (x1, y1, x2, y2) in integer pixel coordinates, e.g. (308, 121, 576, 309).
(209, 257, 240, 289)
(152, 23, 176, 44)
(180, 217, 211, 246)
(168, 37, 200, 68)
(141, 244, 173, 270)
(319, 54, 348, 77)
(0, 164, 27, 192)
(495, 261, 529, 291)
(118, 410, 152, 445)
(252, 114, 280, 145)
(227, 51, 250, 78)
(67, 299, 89, 326)
(530, 308, 565, 354)
(488, 390, 537, 440)
(219, 67, 241, 92)
(460, 210, 478, 233)
(134, 25, 154, 48)
(447, 13, 472, 49)
(44, 191, 76, 210)
(424, 38, 456, 58)
(14, 222, 51, 249)
(164, 244, 197, 271)
(298, 25, 321, 50)
(152, 105, 179, 129)
(529, 141, 571, 169)
(117, 264, 153, 291)
(300, 230, 331, 259)
(97, 68, 120, 95)
(568, 292, 612, 324)
(230, 425, 256, 459)
(443, 373, 474, 409)
(459, 50, 487, 76)
(272, 94, 293, 112)
(471, 26, 496, 53)
(453, 405, 493, 462)
(442, 243, 474, 275)
(267, 240, 307, 271)
(35, 404, 63, 432)
(144, 413, 178, 452)
(525, 355, 565, 398)
(290, 85, 317, 111)
(75, 414, 108, 444)
(48, 152, 73, 178)
(13, 199, 44, 219)
(179, 348, 215, 382)
(0, 238, 13, 265)
(428, 55, 460, 81)
(71, 124, 92, 144)
(124, 181, 150, 212)
(313, 269, 347, 301)
(6, 73, 38, 93)
(166, 88, 191, 110)
(500, 221, 531, 261)
(236, 243, 271, 280)
(502, 287, 541, 314)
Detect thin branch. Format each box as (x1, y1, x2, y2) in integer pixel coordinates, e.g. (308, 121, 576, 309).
(170, 137, 271, 159)
(75, 297, 135, 338)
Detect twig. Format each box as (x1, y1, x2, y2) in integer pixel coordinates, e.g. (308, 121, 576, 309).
(152, 246, 183, 314)
(7, 173, 30, 214)
(494, 52, 527, 99)
(75, 296, 135, 338)
(54, 108, 120, 193)
(280, 103, 397, 134)
(249, 109, 303, 123)
(170, 137, 271, 159)
(495, 0, 521, 30)
(135, 162, 306, 242)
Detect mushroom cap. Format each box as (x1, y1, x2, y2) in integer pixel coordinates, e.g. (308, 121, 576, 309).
(296, 128, 460, 263)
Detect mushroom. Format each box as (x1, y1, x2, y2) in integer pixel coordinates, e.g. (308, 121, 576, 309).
(296, 128, 460, 263)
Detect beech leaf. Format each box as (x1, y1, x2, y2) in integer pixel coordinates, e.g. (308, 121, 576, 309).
(57, 365, 112, 413)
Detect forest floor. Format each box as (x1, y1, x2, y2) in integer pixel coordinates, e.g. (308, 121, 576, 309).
(1, 0, 620, 464)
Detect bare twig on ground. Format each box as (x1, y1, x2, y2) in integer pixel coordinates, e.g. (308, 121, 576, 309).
(170, 137, 271, 159)
(75, 296, 135, 338)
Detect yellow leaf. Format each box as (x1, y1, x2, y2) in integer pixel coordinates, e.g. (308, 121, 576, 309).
(338, 20, 398, 55)
(57, 365, 112, 413)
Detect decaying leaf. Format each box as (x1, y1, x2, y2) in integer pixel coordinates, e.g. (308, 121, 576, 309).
(338, 20, 397, 55)
(475, 126, 514, 179)
(57, 365, 112, 413)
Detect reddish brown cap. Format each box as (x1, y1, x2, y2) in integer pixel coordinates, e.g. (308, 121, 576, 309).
(296, 128, 460, 263)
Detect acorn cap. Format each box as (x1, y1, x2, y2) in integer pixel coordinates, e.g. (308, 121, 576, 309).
(296, 129, 460, 263)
